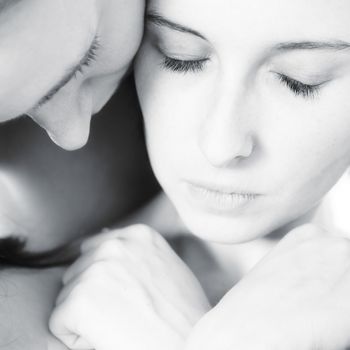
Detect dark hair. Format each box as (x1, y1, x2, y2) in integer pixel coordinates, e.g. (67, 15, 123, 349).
(0, 235, 81, 268)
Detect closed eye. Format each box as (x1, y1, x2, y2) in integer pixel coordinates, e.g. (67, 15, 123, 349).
(276, 73, 324, 99)
(34, 37, 100, 109)
(73, 38, 100, 78)
(161, 55, 209, 73)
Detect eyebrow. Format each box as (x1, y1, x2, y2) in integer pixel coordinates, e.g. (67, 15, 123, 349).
(146, 11, 350, 55)
(34, 36, 99, 108)
(146, 12, 207, 40)
(275, 41, 350, 51)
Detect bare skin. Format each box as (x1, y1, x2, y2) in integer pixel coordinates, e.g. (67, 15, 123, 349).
(0, 268, 66, 350)
(0, 78, 158, 350)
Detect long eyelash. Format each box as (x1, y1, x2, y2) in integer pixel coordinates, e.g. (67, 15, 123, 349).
(161, 56, 208, 73)
(75, 36, 101, 77)
(277, 74, 321, 98)
(34, 37, 101, 109)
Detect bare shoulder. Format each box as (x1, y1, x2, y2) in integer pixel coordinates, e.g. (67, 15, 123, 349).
(0, 267, 68, 350)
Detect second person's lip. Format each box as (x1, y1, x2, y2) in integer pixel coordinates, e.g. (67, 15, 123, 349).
(184, 180, 260, 214)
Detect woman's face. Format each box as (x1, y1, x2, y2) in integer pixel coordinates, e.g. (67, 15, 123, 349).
(0, 0, 144, 150)
(135, 0, 350, 243)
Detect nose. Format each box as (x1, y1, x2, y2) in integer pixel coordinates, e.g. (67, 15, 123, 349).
(199, 93, 255, 168)
(28, 85, 93, 151)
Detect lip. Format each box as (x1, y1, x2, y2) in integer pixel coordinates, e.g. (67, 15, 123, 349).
(183, 180, 261, 214)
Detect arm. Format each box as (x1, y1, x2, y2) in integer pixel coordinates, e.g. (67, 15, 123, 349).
(186, 225, 350, 350)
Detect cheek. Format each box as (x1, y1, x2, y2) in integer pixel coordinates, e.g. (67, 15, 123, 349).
(136, 47, 211, 138)
(260, 86, 350, 198)
(135, 64, 205, 182)
(0, 91, 34, 122)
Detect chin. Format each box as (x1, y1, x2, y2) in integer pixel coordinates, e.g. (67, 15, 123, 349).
(178, 208, 270, 245)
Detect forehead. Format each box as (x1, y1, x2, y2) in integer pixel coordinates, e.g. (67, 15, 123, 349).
(148, 0, 350, 45)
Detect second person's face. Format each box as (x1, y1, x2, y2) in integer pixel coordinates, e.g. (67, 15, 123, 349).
(0, 0, 144, 150)
(135, 0, 350, 243)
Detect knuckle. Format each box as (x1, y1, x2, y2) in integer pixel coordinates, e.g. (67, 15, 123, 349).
(84, 260, 129, 284)
(131, 224, 156, 237)
(94, 239, 124, 259)
(126, 224, 160, 244)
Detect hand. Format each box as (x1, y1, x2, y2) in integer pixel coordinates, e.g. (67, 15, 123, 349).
(186, 224, 350, 350)
(50, 225, 210, 350)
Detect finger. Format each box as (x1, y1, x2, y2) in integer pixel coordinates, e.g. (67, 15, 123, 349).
(62, 251, 96, 285)
(55, 275, 83, 306)
(58, 260, 133, 307)
(55, 334, 93, 350)
(81, 224, 156, 254)
(81, 227, 129, 254)
(49, 304, 94, 350)
(64, 238, 130, 285)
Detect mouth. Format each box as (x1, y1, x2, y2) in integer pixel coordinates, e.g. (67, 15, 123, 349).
(184, 181, 261, 214)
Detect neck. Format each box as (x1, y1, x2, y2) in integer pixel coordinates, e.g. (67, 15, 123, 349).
(130, 171, 350, 269)
(312, 170, 350, 238)
(278, 171, 350, 239)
